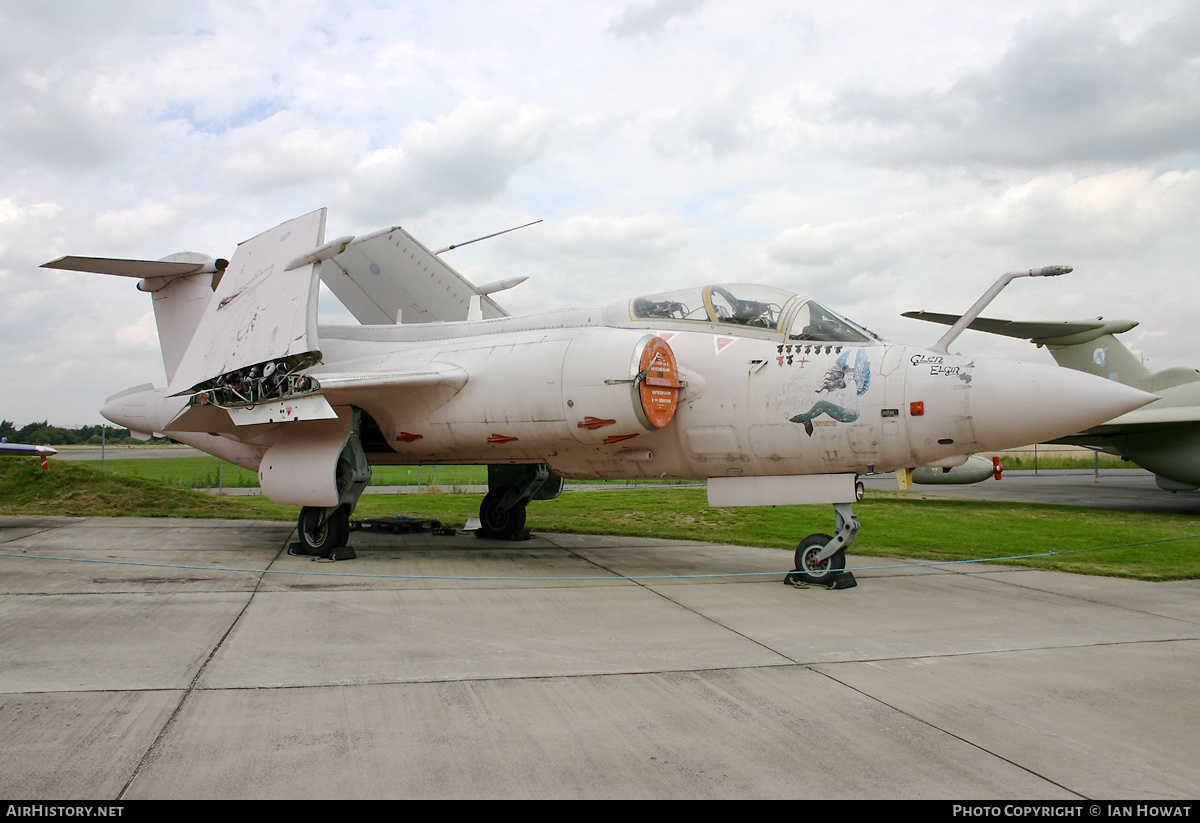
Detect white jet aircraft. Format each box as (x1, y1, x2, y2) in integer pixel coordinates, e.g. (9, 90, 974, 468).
(44, 210, 1153, 583)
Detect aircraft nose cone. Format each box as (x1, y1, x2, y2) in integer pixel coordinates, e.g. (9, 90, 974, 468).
(967, 359, 1155, 449)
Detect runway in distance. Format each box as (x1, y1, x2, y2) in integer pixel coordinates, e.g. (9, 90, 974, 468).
(904, 311, 1200, 492)
(44, 209, 1152, 583)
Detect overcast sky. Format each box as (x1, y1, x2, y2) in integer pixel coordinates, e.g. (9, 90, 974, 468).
(3, 0, 1198, 425)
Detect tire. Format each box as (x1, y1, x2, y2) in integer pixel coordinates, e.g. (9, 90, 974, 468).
(794, 533, 846, 585)
(298, 505, 350, 555)
(478, 490, 527, 538)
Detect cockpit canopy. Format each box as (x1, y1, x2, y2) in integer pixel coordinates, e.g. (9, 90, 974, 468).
(629, 284, 883, 344)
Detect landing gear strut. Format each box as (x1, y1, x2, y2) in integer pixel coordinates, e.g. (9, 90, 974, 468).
(788, 500, 860, 589)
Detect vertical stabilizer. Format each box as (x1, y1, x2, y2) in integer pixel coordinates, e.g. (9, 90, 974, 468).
(149, 254, 226, 381)
(1042, 333, 1151, 387)
(41, 251, 229, 382)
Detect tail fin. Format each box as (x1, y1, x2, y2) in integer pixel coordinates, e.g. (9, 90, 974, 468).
(44, 209, 331, 401)
(42, 252, 227, 381)
(1042, 330, 1149, 386)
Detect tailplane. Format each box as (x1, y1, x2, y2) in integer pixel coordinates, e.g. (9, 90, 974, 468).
(42, 252, 227, 382)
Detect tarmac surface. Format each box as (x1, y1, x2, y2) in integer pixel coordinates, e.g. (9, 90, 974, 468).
(864, 469, 1200, 515)
(1, 496, 1198, 799)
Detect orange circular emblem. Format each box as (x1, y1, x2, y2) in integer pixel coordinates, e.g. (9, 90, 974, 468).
(638, 336, 681, 429)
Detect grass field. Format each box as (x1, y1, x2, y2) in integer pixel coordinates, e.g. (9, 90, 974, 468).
(74, 457, 696, 490)
(4, 459, 1198, 581)
(72, 448, 1134, 490)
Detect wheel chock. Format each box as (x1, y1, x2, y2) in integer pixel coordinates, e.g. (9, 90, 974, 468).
(783, 570, 857, 589)
(828, 570, 857, 589)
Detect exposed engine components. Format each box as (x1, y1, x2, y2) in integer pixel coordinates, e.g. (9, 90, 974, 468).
(190, 353, 321, 408)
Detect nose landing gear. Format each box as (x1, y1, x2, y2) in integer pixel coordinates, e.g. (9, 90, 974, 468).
(787, 500, 859, 589)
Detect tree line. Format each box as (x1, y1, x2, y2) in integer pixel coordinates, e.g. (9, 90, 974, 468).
(0, 421, 162, 446)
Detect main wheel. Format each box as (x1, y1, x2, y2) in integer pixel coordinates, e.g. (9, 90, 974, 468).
(478, 490, 527, 538)
(298, 505, 350, 555)
(794, 533, 846, 586)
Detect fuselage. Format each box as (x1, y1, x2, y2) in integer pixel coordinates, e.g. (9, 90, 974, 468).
(103, 283, 1154, 488)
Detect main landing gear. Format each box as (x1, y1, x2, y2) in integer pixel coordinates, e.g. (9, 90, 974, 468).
(297, 504, 351, 557)
(787, 482, 863, 589)
(476, 464, 564, 540)
(293, 410, 372, 560)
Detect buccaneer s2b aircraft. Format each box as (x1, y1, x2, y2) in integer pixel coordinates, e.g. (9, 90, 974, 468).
(44, 209, 1152, 583)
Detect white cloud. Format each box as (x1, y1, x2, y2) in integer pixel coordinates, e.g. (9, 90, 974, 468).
(114, 312, 159, 352)
(216, 112, 365, 195)
(951, 168, 1200, 257)
(832, 4, 1200, 169)
(340, 96, 556, 223)
(608, 0, 707, 37)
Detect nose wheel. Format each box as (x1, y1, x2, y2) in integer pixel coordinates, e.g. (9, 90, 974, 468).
(787, 501, 858, 588)
(792, 533, 846, 584)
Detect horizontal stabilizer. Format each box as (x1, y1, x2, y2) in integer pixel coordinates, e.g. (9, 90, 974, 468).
(322, 226, 508, 325)
(42, 256, 213, 278)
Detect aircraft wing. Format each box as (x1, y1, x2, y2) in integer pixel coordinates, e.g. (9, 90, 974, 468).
(1082, 406, 1200, 431)
(901, 312, 1139, 345)
(321, 226, 508, 325)
(0, 443, 58, 456)
(168, 209, 327, 396)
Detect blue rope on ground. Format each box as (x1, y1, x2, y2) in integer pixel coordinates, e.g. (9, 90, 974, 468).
(2, 533, 1196, 582)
